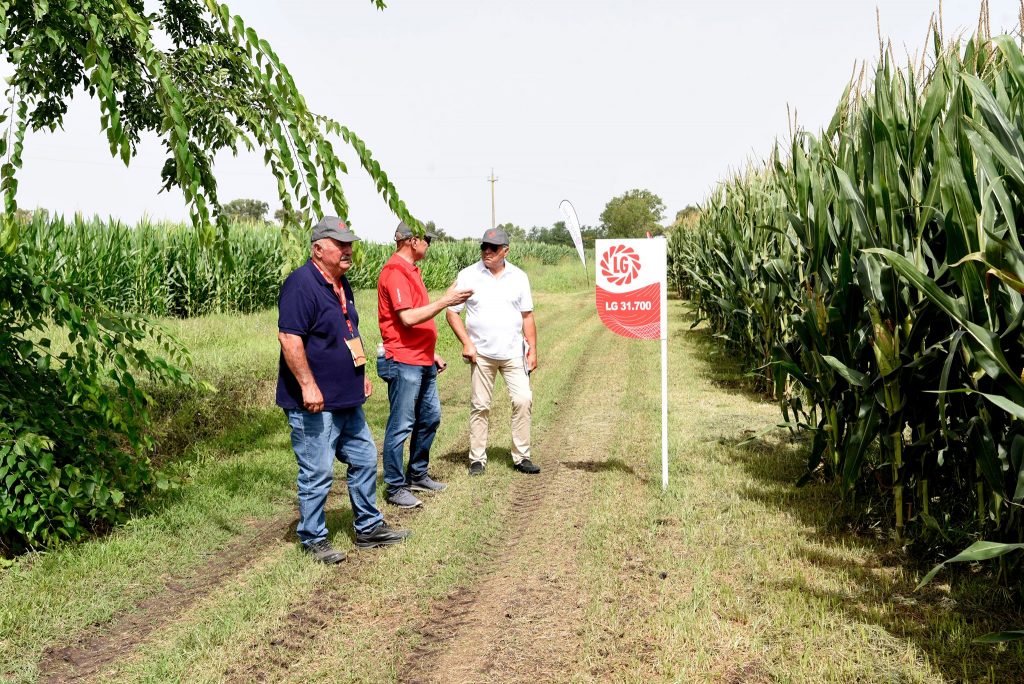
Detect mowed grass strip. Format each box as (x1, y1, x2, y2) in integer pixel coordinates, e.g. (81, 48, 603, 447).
(572, 300, 1024, 683)
(416, 322, 638, 682)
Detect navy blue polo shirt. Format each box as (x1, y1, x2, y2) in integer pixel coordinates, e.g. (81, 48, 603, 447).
(276, 260, 366, 411)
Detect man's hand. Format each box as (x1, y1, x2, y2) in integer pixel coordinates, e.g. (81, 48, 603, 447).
(526, 347, 538, 372)
(397, 285, 474, 328)
(462, 342, 478, 365)
(364, 375, 373, 398)
(434, 353, 448, 374)
(301, 382, 324, 413)
(442, 284, 473, 308)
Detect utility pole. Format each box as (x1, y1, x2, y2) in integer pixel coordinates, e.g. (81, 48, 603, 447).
(488, 168, 498, 229)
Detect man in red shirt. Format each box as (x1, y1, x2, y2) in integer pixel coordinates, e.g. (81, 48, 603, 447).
(377, 222, 473, 508)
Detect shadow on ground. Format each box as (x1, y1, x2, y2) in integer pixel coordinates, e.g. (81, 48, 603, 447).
(148, 375, 283, 464)
(681, 311, 1024, 682)
(677, 324, 772, 402)
(561, 458, 636, 475)
(135, 377, 297, 530)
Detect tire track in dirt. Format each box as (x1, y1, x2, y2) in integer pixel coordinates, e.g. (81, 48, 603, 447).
(220, 428, 573, 684)
(398, 325, 629, 684)
(219, 542, 388, 684)
(35, 515, 290, 684)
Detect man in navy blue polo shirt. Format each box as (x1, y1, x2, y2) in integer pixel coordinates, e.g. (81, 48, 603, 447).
(277, 216, 410, 564)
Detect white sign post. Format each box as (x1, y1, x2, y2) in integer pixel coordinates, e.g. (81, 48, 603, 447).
(595, 238, 669, 490)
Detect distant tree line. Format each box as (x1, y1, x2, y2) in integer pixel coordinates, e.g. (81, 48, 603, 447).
(500, 188, 699, 247)
(187, 189, 700, 244)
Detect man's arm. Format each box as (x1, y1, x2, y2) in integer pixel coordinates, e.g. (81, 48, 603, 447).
(522, 311, 537, 371)
(446, 309, 477, 364)
(278, 332, 324, 413)
(397, 283, 472, 328)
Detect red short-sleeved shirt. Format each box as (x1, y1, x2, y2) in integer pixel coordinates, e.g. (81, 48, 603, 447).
(377, 253, 437, 365)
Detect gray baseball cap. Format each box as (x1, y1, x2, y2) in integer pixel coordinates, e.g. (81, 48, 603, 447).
(481, 227, 510, 245)
(311, 216, 360, 243)
(394, 221, 437, 241)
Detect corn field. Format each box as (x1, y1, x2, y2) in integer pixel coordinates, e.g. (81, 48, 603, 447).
(671, 25, 1024, 575)
(22, 214, 575, 317)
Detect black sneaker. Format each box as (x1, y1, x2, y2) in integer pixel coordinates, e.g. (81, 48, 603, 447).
(355, 521, 411, 549)
(513, 459, 540, 474)
(469, 461, 485, 476)
(302, 539, 346, 564)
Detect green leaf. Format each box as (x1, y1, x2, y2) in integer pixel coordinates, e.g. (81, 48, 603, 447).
(928, 387, 1024, 421)
(865, 248, 1024, 398)
(917, 541, 1024, 590)
(974, 631, 1024, 644)
(822, 355, 869, 387)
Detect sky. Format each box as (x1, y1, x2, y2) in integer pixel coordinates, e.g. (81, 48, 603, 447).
(6, 0, 1022, 242)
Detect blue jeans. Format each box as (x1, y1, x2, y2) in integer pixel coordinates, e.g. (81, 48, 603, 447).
(285, 406, 384, 541)
(376, 357, 441, 493)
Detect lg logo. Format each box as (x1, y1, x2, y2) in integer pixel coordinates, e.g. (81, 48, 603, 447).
(599, 245, 641, 286)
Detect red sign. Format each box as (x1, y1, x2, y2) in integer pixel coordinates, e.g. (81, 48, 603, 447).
(595, 239, 665, 340)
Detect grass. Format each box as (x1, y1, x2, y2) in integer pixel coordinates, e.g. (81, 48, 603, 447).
(572, 306, 1024, 682)
(1, 258, 1022, 682)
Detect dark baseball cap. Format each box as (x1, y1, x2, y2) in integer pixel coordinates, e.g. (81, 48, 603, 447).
(311, 216, 360, 243)
(481, 227, 509, 245)
(395, 221, 437, 241)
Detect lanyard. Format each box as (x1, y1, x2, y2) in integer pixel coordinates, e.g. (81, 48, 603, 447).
(312, 261, 356, 337)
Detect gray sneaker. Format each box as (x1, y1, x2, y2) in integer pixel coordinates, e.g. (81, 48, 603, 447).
(386, 487, 423, 508)
(408, 474, 448, 493)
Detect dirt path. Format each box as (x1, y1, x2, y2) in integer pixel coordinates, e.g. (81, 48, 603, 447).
(398, 327, 627, 684)
(213, 316, 626, 684)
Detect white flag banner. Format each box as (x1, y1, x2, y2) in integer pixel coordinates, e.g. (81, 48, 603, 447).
(559, 199, 587, 270)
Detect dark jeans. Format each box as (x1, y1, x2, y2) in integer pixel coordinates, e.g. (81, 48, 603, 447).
(376, 357, 441, 493)
(285, 406, 384, 540)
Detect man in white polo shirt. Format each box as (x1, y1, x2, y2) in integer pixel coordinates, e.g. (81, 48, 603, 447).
(445, 227, 540, 475)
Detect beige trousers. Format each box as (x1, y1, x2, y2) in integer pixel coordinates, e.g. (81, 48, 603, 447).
(469, 355, 532, 465)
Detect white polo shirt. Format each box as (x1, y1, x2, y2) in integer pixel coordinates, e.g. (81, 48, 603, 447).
(449, 260, 533, 360)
